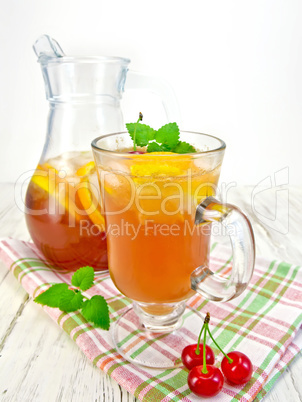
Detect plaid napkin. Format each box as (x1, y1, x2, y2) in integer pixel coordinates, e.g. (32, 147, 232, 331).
(0, 238, 301, 402)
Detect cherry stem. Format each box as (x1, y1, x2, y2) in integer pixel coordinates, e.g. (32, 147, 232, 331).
(202, 321, 208, 374)
(205, 323, 233, 364)
(133, 112, 143, 151)
(195, 323, 205, 355)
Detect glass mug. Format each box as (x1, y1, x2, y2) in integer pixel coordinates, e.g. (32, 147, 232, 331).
(92, 131, 255, 367)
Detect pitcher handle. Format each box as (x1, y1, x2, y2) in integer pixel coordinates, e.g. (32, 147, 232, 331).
(191, 197, 255, 302)
(125, 70, 181, 125)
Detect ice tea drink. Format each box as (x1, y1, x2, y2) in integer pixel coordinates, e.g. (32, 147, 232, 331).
(97, 152, 220, 304)
(92, 130, 256, 368)
(25, 151, 107, 271)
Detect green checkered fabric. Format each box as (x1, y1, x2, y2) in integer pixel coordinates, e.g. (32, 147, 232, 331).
(0, 238, 301, 401)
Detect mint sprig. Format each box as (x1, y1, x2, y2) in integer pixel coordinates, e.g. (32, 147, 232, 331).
(126, 114, 196, 154)
(126, 122, 156, 147)
(59, 289, 84, 312)
(146, 142, 166, 153)
(155, 122, 180, 149)
(173, 141, 196, 154)
(34, 266, 110, 330)
(82, 296, 110, 330)
(71, 266, 94, 291)
(34, 283, 69, 308)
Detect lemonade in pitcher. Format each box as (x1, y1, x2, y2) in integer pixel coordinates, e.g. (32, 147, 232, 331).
(27, 34, 180, 271)
(25, 152, 107, 271)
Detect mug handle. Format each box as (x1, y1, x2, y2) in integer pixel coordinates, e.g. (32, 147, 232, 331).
(125, 70, 181, 125)
(191, 196, 255, 302)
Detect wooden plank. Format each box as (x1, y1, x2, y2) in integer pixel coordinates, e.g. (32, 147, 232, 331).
(0, 263, 29, 344)
(0, 300, 137, 401)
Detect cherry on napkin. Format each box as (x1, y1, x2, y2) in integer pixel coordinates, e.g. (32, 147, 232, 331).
(0, 238, 301, 402)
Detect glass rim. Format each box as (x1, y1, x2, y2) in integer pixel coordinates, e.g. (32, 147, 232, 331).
(91, 131, 226, 157)
(38, 55, 131, 66)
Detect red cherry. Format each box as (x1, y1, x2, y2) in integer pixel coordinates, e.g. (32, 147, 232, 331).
(188, 365, 224, 397)
(128, 151, 145, 154)
(221, 351, 253, 385)
(181, 344, 215, 370)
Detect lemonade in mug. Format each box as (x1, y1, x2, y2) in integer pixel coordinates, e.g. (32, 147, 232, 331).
(100, 152, 219, 305)
(92, 127, 255, 334)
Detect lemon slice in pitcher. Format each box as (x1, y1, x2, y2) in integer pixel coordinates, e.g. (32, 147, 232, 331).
(76, 161, 105, 229)
(76, 161, 96, 177)
(77, 178, 105, 228)
(30, 163, 81, 222)
(30, 164, 58, 194)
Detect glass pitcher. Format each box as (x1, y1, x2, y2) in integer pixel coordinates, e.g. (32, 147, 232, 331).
(25, 35, 180, 271)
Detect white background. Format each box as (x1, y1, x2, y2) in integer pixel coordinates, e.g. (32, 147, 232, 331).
(1, 0, 301, 185)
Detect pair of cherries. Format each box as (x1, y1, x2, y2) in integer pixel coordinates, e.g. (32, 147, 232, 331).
(181, 313, 253, 398)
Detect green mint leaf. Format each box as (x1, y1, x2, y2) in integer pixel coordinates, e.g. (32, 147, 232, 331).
(126, 123, 156, 147)
(172, 141, 196, 154)
(71, 266, 94, 291)
(147, 142, 165, 153)
(147, 142, 173, 153)
(126, 116, 196, 155)
(81, 295, 110, 330)
(34, 283, 69, 307)
(155, 122, 180, 149)
(58, 289, 84, 312)
(161, 143, 174, 152)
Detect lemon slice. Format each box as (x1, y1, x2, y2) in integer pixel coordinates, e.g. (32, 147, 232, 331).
(30, 164, 57, 194)
(76, 160, 105, 228)
(30, 163, 80, 222)
(130, 152, 192, 178)
(77, 177, 105, 228)
(131, 164, 184, 177)
(76, 161, 96, 177)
